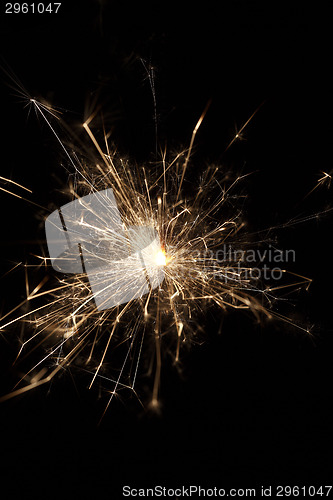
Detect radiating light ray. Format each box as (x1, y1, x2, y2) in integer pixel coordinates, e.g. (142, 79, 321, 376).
(0, 175, 32, 193)
(223, 100, 266, 154)
(176, 99, 212, 202)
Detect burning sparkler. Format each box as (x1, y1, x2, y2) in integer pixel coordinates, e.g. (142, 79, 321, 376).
(0, 72, 313, 416)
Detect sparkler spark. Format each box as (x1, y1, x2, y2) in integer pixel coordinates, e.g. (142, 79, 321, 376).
(0, 80, 313, 415)
(154, 249, 167, 267)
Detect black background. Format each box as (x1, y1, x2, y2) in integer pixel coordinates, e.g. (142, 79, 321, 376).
(0, 1, 332, 497)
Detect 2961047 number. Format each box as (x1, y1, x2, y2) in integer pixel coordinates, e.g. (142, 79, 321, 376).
(276, 485, 333, 497)
(5, 3, 61, 14)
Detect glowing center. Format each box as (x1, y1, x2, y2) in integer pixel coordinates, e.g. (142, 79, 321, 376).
(155, 248, 167, 266)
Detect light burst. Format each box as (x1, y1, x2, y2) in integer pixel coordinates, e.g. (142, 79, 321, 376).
(0, 79, 312, 417)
